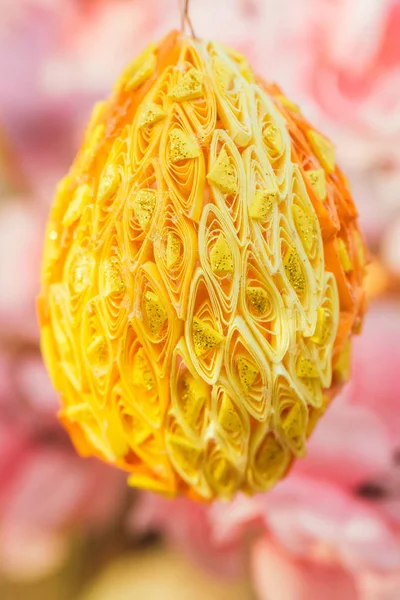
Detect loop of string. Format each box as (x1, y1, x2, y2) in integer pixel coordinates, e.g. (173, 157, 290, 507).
(180, 0, 197, 39)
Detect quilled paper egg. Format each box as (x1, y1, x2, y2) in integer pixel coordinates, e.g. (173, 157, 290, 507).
(39, 31, 367, 501)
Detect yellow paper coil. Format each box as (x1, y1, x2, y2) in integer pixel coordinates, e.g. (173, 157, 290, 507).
(38, 31, 367, 501)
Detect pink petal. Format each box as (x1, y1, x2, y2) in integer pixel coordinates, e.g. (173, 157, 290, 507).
(0, 200, 43, 341)
(130, 494, 243, 577)
(298, 401, 392, 487)
(348, 301, 400, 447)
(266, 476, 400, 571)
(0, 524, 67, 581)
(251, 536, 358, 600)
(2, 447, 124, 531)
(357, 569, 400, 600)
(13, 353, 58, 417)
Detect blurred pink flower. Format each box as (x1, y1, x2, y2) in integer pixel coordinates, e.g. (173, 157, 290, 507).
(132, 300, 400, 598)
(293, 0, 400, 244)
(0, 0, 165, 200)
(251, 537, 359, 600)
(252, 536, 400, 600)
(0, 198, 44, 342)
(0, 1, 79, 198)
(0, 365, 127, 580)
(131, 493, 244, 577)
(0, 434, 125, 580)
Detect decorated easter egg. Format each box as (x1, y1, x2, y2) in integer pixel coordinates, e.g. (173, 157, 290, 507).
(39, 31, 366, 500)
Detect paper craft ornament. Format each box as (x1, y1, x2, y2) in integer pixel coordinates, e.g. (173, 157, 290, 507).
(39, 30, 367, 501)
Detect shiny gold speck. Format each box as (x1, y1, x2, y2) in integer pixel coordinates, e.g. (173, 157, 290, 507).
(210, 233, 234, 274)
(143, 291, 168, 336)
(237, 356, 259, 390)
(170, 68, 204, 101)
(132, 348, 154, 390)
(98, 164, 120, 204)
(281, 404, 304, 449)
(293, 206, 318, 255)
(192, 317, 224, 357)
(255, 435, 285, 472)
(296, 356, 319, 378)
(218, 392, 242, 435)
(283, 249, 306, 294)
(169, 129, 200, 163)
(247, 286, 270, 316)
(166, 232, 181, 270)
(133, 190, 157, 231)
(167, 433, 204, 475)
(250, 189, 278, 221)
(306, 169, 327, 201)
(206, 149, 237, 195)
(180, 371, 208, 426)
(263, 124, 283, 154)
(87, 336, 109, 370)
(138, 102, 166, 129)
(103, 256, 125, 296)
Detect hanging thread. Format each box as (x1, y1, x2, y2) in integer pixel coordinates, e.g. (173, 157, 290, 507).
(180, 0, 197, 38)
